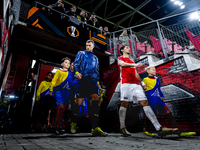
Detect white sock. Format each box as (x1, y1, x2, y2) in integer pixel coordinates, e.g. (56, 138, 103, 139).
(119, 106, 127, 129)
(143, 106, 161, 131)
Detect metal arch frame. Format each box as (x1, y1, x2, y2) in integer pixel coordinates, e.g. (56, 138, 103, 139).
(63, 0, 199, 32)
(114, 0, 151, 29)
(92, 0, 105, 13)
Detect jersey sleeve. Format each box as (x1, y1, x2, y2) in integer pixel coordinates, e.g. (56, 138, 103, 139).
(74, 51, 83, 74)
(95, 56, 100, 81)
(157, 79, 164, 97)
(143, 78, 148, 86)
(36, 81, 45, 101)
(49, 71, 59, 92)
(117, 57, 123, 66)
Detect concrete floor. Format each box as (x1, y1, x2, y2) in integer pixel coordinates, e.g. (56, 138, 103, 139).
(0, 132, 199, 150)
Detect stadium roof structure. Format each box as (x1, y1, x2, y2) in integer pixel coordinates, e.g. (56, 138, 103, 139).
(60, 0, 200, 32)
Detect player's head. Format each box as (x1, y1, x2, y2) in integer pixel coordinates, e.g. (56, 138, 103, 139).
(86, 39, 95, 52)
(120, 45, 130, 55)
(145, 66, 156, 76)
(70, 61, 74, 71)
(61, 57, 71, 69)
(45, 72, 53, 82)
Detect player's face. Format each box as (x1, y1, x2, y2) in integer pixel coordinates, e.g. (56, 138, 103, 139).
(124, 46, 130, 54)
(148, 67, 156, 76)
(61, 60, 70, 69)
(70, 63, 74, 71)
(46, 73, 53, 81)
(86, 42, 94, 52)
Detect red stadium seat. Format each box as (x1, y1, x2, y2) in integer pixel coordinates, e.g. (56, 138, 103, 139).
(185, 30, 200, 51)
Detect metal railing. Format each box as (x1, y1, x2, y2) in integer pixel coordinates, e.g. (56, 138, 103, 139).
(110, 8, 200, 62)
(19, 1, 110, 36)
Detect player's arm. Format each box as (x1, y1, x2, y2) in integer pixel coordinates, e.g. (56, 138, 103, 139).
(135, 70, 146, 90)
(36, 81, 44, 101)
(74, 51, 83, 80)
(157, 79, 164, 100)
(49, 71, 59, 96)
(118, 59, 145, 68)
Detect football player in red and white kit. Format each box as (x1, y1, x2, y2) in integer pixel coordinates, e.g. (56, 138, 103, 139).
(117, 45, 178, 137)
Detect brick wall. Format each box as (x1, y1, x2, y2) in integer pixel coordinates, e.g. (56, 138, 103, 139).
(136, 57, 200, 132)
(103, 56, 200, 133)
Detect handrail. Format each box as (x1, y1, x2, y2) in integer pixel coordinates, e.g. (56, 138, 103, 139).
(34, 1, 111, 36)
(111, 8, 200, 34)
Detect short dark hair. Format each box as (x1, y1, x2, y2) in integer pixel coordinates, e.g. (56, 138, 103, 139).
(120, 45, 129, 55)
(61, 57, 71, 63)
(46, 72, 53, 76)
(86, 39, 95, 45)
(120, 45, 125, 55)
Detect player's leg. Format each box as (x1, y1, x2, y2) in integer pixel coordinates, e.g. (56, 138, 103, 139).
(143, 97, 158, 137)
(143, 116, 155, 136)
(71, 78, 86, 134)
(119, 84, 135, 136)
(70, 98, 83, 134)
(140, 100, 178, 136)
(119, 101, 131, 136)
(157, 103, 196, 136)
(135, 85, 178, 136)
(157, 102, 179, 128)
(89, 94, 107, 136)
(54, 90, 65, 135)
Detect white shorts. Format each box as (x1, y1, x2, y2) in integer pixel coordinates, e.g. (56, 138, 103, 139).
(120, 83, 147, 103)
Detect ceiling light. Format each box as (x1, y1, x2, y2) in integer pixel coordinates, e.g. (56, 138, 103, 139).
(171, 0, 175, 1)
(174, 1, 180, 5)
(31, 60, 36, 68)
(178, 2, 183, 6)
(190, 12, 199, 19)
(180, 5, 185, 9)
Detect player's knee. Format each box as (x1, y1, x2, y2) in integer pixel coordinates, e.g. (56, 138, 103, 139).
(76, 98, 83, 105)
(91, 94, 98, 100)
(121, 101, 129, 108)
(166, 110, 171, 114)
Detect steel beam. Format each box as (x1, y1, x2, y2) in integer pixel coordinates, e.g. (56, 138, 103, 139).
(114, 0, 151, 28)
(79, 0, 96, 7)
(107, 11, 132, 20)
(92, 0, 105, 13)
(104, 0, 108, 18)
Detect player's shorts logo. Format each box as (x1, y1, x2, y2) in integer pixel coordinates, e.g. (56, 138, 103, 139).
(124, 97, 128, 99)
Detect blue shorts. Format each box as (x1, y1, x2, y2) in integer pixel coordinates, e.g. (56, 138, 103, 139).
(54, 88, 69, 106)
(146, 95, 169, 114)
(77, 76, 99, 98)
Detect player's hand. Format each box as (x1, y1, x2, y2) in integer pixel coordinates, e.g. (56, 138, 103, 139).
(59, 104, 64, 108)
(135, 63, 145, 68)
(161, 97, 164, 101)
(49, 91, 52, 96)
(98, 84, 101, 89)
(76, 73, 82, 80)
(142, 85, 147, 90)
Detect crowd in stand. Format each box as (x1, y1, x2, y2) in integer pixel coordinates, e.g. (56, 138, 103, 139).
(39, 0, 197, 59)
(40, 0, 109, 35)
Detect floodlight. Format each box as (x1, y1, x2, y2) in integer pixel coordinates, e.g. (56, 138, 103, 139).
(174, 1, 180, 5)
(190, 12, 199, 19)
(178, 2, 183, 6)
(180, 5, 185, 9)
